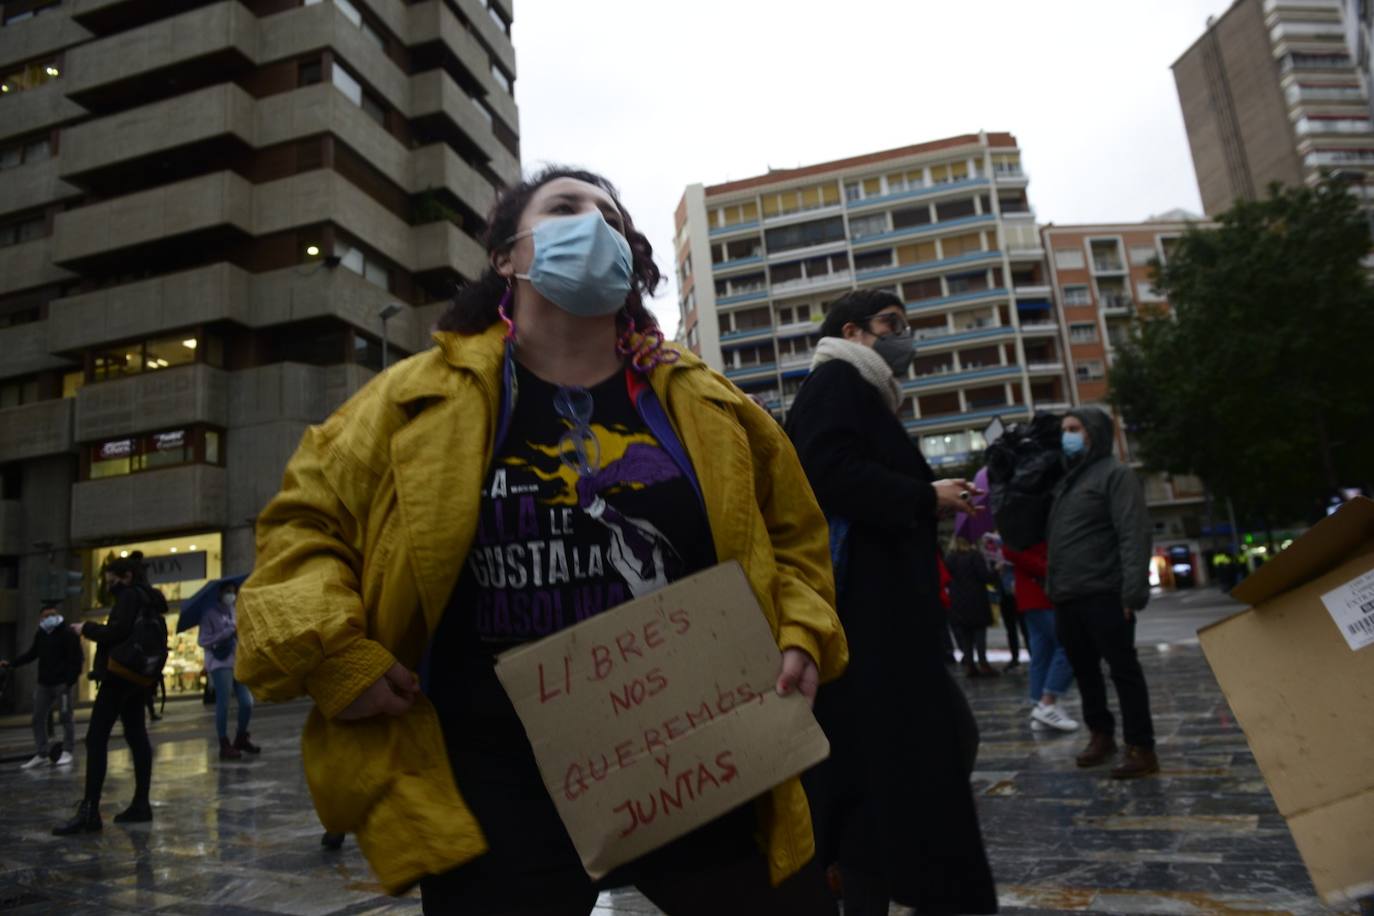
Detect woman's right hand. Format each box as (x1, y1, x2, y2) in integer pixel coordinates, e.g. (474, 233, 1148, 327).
(336, 662, 420, 720)
(933, 478, 982, 516)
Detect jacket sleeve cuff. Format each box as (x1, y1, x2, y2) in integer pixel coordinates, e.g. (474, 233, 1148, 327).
(777, 622, 845, 683)
(304, 639, 397, 720)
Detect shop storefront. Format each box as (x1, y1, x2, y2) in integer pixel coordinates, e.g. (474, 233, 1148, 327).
(78, 532, 223, 702)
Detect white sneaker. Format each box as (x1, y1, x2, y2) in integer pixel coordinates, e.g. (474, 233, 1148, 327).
(20, 754, 48, 769)
(1030, 717, 1049, 732)
(1031, 702, 1081, 732)
(55, 752, 73, 766)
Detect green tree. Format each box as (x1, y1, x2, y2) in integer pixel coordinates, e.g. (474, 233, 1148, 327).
(1109, 179, 1374, 531)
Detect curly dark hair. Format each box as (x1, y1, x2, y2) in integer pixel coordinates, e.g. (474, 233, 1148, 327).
(436, 166, 663, 334)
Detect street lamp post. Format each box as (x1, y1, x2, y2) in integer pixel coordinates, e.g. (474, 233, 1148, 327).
(378, 303, 402, 370)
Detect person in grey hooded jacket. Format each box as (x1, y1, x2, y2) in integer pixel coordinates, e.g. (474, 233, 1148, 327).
(1046, 407, 1158, 779)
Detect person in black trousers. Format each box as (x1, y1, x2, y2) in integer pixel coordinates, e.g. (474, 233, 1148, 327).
(786, 289, 998, 916)
(945, 539, 998, 678)
(54, 552, 157, 834)
(1047, 409, 1157, 779)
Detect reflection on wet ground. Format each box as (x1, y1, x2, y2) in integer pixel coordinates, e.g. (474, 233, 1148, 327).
(0, 600, 1354, 914)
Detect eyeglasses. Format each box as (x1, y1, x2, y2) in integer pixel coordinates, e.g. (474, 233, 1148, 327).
(554, 385, 600, 477)
(863, 312, 912, 338)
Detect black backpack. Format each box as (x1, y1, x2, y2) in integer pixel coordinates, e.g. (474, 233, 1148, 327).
(985, 413, 1066, 550)
(111, 585, 170, 680)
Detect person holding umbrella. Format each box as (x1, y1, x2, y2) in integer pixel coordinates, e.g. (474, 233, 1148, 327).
(182, 575, 258, 760)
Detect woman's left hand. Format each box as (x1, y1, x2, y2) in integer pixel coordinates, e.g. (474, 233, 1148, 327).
(775, 648, 820, 708)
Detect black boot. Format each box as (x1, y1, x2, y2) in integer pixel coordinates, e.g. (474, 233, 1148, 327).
(219, 736, 242, 760)
(321, 832, 345, 850)
(53, 799, 102, 836)
(113, 800, 153, 824)
(233, 731, 261, 754)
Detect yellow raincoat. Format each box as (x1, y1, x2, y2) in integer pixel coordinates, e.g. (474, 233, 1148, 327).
(235, 322, 848, 893)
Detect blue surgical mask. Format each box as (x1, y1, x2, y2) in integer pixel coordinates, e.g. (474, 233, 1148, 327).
(512, 212, 634, 317)
(39, 614, 63, 633)
(1062, 430, 1086, 457)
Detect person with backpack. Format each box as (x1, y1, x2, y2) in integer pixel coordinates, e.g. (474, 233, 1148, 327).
(197, 581, 259, 760)
(0, 603, 84, 768)
(54, 551, 164, 834)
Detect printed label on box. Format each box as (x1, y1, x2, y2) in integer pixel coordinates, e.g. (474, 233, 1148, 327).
(1320, 569, 1374, 651)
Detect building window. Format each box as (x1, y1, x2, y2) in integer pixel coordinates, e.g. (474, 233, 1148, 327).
(1069, 322, 1099, 343)
(488, 3, 510, 34)
(0, 57, 59, 95)
(0, 213, 45, 247)
(307, 0, 362, 27)
(89, 333, 205, 382)
(891, 205, 932, 230)
(336, 240, 391, 291)
(331, 63, 363, 106)
(298, 57, 323, 86)
(361, 90, 386, 126)
(765, 216, 844, 253)
(1062, 285, 1091, 305)
(1128, 244, 1156, 266)
(86, 427, 223, 481)
(1075, 360, 1105, 382)
(0, 133, 51, 170)
(1053, 248, 1085, 270)
(3, 1, 60, 25)
(0, 377, 39, 409)
(849, 213, 887, 239)
(491, 61, 512, 93)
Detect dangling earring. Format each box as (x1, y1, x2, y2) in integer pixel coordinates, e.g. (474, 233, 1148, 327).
(616, 312, 679, 374)
(497, 285, 516, 342)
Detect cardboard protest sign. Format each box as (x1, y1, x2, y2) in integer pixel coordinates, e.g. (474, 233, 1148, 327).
(494, 560, 830, 879)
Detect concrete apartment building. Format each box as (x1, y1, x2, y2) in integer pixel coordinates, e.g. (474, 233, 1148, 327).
(1173, 0, 1374, 217)
(1041, 216, 1215, 587)
(674, 132, 1071, 470)
(0, 0, 517, 711)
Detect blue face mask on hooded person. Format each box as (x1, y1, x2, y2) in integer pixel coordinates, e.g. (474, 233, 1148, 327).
(511, 212, 634, 317)
(1062, 430, 1086, 457)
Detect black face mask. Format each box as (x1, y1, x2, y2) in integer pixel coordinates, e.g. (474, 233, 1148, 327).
(872, 331, 915, 376)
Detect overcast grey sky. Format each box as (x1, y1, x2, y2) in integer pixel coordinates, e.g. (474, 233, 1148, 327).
(513, 0, 1230, 336)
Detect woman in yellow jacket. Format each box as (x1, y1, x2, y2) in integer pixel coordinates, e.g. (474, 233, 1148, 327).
(236, 167, 848, 915)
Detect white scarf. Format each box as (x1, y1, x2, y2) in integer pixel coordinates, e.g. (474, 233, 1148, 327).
(810, 337, 903, 414)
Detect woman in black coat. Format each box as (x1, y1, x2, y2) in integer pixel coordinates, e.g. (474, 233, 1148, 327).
(785, 289, 998, 915)
(945, 540, 998, 678)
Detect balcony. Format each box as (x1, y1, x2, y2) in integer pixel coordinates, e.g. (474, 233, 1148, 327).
(1294, 117, 1374, 137)
(0, 398, 75, 463)
(52, 171, 253, 271)
(1091, 257, 1126, 274)
(408, 0, 517, 131)
(0, 499, 21, 555)
(0, 79, 86, 144)
(1014, 284, 1053, 299)
(905, 404, 1030, 433)
(725, 362, 777, 381)
(903, 364, 1022, 393)
(58, 82, 255, 185)
(858, 250, 1002, 286)
(0, 238, 75, 297)
(711, 254, 766, 276)
(412, 219, 487, 283)
(410, 69, 520, 186)
(453, 0, 516, 74)
(774, 320, 820, 340)
(845, 177, 991, 214)
(62, 2, 258, 112)
(75, 364, 228, 443)
(0, 320, 72, 378)
(1019, 320, 1060, 336)
(410, 143, 496, 220)
(907, 286, 1011, 314)
(1286, 84, 1367, 105)
(1025, 361, 1066, 375)
(762, 201, 844, 228)
(49, 263, 249, 354)
(719, 326, 773, 345)
(1101, 294, 1134, 316)
(849, 213, 997, 250)
(71, 464, 227, 542)
(716, 286, 769, 306)
(769, 270, 852, 296)
(0, 155, 80, 218)
(0, 9, 91, 70)
(708, 220, 761, 239)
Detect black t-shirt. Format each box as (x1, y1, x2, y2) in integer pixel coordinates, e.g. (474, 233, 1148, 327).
(429, 359, 715, 746)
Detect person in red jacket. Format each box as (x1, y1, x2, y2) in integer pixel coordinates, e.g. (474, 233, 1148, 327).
(1002, 542, 1079, 732)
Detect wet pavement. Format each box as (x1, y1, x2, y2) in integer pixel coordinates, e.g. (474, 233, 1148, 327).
(0, 588, 1357, 914)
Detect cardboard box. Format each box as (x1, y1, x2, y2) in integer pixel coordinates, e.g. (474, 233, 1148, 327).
(1199, 497, 1374, 905)
(494, 561, 830, 880)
